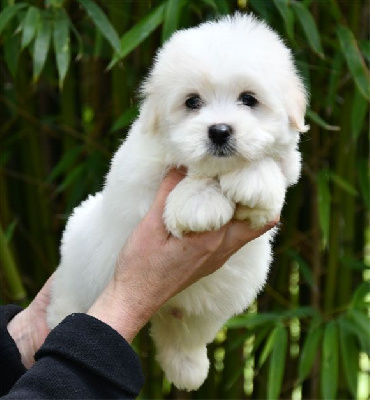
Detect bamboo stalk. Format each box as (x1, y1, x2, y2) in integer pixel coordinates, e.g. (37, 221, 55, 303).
(16, 54, 57, 285)
(0, 222, 27, 303)
(219, 329, 244, 399)
(108, 0, 132, 121)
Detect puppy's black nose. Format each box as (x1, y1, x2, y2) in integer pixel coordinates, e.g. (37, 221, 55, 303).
(208, 124, 233, 145)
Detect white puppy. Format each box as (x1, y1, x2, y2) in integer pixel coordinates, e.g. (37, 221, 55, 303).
(47, 14, 308, 391)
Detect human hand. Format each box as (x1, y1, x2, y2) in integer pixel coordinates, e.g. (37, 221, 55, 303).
(88, 169, 278, 343)
(7, 276, 53, 369)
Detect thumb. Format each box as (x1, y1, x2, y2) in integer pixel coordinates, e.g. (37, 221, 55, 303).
(150, 168, 186, 214)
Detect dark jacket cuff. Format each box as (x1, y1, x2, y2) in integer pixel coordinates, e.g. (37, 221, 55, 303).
(0, 305, 27, 395)
(36, 313, 144, 397)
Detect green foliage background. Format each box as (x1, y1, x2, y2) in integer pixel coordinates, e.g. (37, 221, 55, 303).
(0, 0, 369, 399)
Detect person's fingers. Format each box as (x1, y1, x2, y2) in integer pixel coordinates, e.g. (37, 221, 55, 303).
(149, 168, 186, 215)
(223, 216, 280, 254)
(139, 169, 186, 239)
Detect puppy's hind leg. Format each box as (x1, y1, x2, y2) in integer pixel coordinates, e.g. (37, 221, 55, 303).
(156, 342, 209, 392)
(151, 307, 222, 391)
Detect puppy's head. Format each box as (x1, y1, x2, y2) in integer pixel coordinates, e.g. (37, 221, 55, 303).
(139, 14, 308, 175)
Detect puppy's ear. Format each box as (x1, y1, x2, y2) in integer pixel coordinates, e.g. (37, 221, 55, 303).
(138, 95, 160, 135)
(284, 76, 309, 133)
(138, 77, 161, 135)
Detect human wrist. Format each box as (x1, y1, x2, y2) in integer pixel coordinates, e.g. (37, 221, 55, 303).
(87, 280, 158, 343)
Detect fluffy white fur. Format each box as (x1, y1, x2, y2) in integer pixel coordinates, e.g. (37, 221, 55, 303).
(47, 14, 308, 391)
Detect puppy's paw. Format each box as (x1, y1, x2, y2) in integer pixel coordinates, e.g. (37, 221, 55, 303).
(157, 345, 209, 391)
(235, 204, 279, 229)
(164, 177, 235, 237)
(219, 159, 286, 225)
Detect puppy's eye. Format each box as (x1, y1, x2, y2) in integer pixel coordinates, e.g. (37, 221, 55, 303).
(185, 94, 203, 110)
(238, 92, 258, 107)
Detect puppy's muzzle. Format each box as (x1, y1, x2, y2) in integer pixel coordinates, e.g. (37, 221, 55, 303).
(208, 124, 236, 157)
(208, 124, 233, 146)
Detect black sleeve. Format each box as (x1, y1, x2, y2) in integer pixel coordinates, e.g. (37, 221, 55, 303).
(0, 305, 27, 395)
(1, 309, 144, 399)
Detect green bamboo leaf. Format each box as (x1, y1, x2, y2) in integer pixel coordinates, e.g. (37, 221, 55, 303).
(162, 0, 183, 42)
(321, 321, 338, 400)
(93, 26, 103, 58)
(56, 164, 85, 193)
(65, 177, 90, 213)
(226, 327, 255, 351)
(69, 20, 83, 61)
(283, 306, 318, 319)
(317, 169, 331, 247)
(212, 0, 230, 14)
(53, 8, 71, 88)
(273, 0, 294, 40)
(4, 30, 21, 77)
(348, 309, 370, 336)
(250, 0, 272, 22)
(291, 0, 324, 58)
(360, 39, 370, 62)
(224, 363, 244, 392)
(338, 317, 359, 397)
(298, 324, 323, 382)
(77, 0, 121, 55)
(33, 12, 52, 83)
(286, 249, 315, 288)
(343, 310, 370, 354)
(258, 327, 276, 368)
(340, 256, 368, 272)
(228, 325, 269, 357)
(45, 0, 64, 7)
(328, 172, 358, 197)
(21, 6, 40, 49)
(351, 89, 368, 140)
(108, 2, 166, 69)
(0, 3, 28, 36)
(351, 281, 370, 309)
(326, 0, 342, 22)
(326, 50, 344, 111)
(267, 325, 287, 400)
(306, 109, 340, 131)
(337, 25, 370, 100)
(4, 220, 18, 242)
(199, 0, 230, 14)
(226, 313, 279, 329)
(110, 106, 138, 133)
(358, 158, 370, 210)
(47, 146, 83, 183)
(198, 0, 218, 12)
(251, 325, 272, 354)
(0, 223, 27, 303)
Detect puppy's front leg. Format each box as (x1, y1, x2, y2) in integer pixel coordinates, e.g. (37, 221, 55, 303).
(164, 176, 235, 237)
(220, 158, 286, 228)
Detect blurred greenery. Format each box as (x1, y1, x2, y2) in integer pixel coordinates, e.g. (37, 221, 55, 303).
(0, 0, 369, 399)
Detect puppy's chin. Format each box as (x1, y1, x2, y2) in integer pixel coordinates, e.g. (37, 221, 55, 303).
(208, 142, 237, 158)
(187, 154, 245, 178)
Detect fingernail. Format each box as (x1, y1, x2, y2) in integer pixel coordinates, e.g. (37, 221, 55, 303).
(267, 216, 280, 228)
(177, 166, 187, 175)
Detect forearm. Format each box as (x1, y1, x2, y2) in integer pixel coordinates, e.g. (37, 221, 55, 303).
(87, 277, 165, 344)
